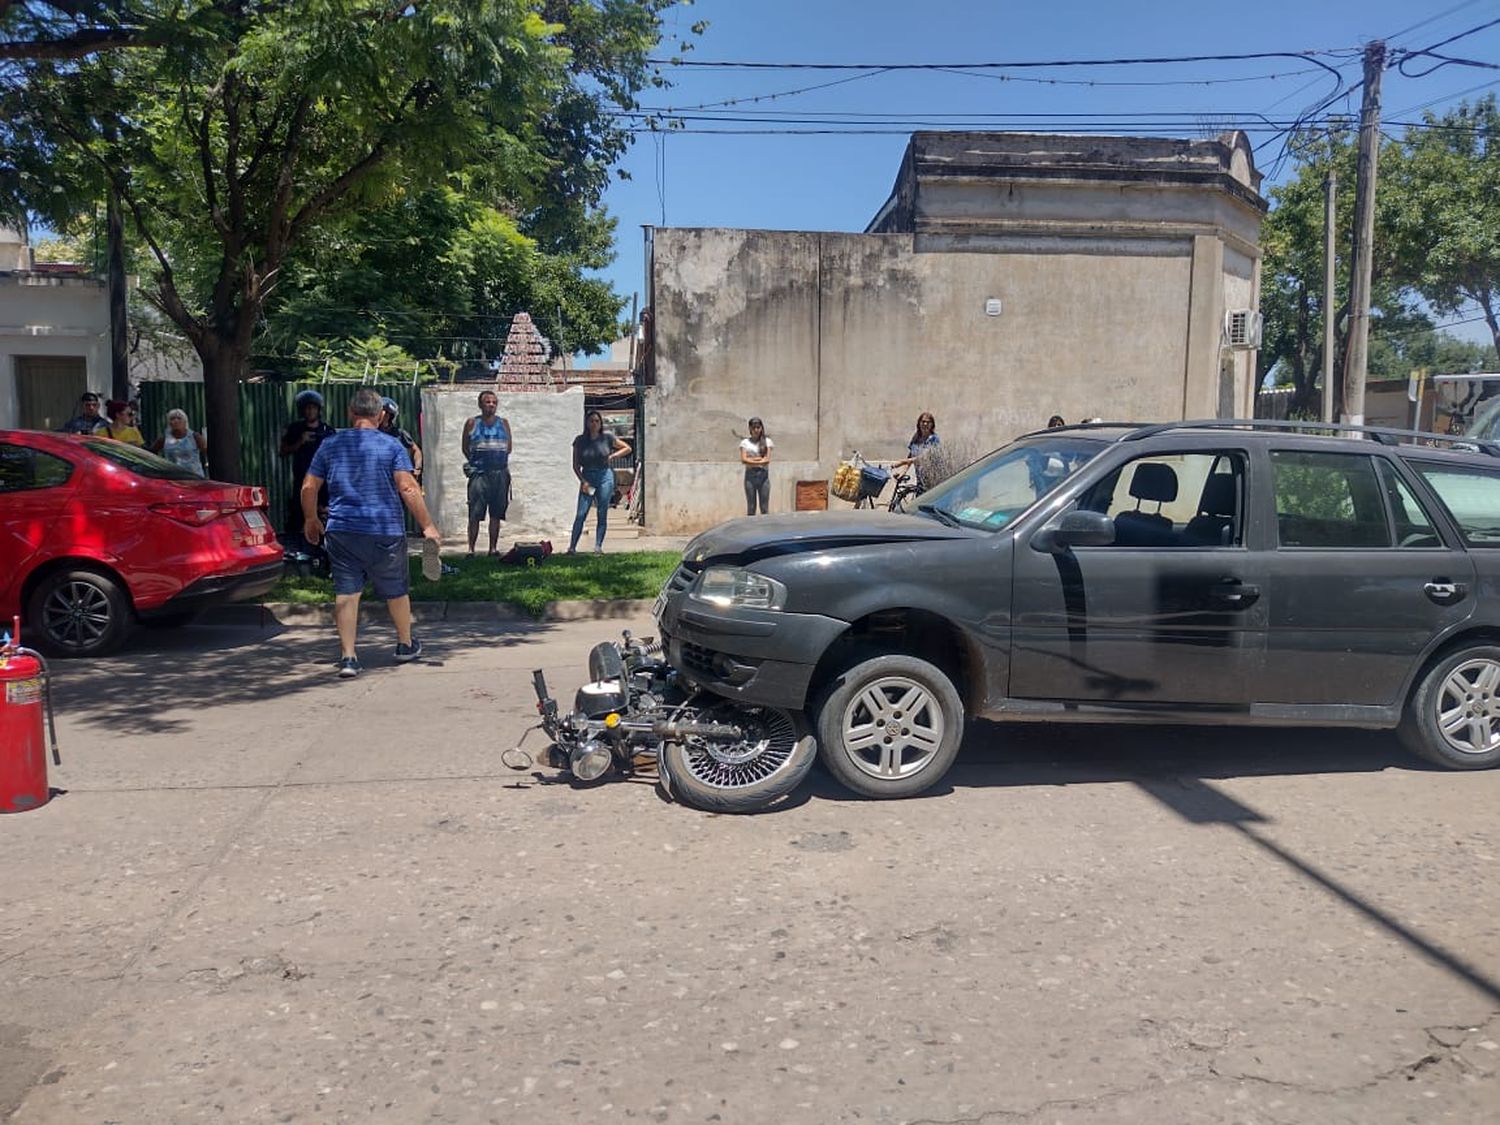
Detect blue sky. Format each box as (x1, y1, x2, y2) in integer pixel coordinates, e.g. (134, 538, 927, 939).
(588, 0, 1500, 348)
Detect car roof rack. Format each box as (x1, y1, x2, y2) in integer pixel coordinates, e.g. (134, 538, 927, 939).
(1116, 418, 1500, 458)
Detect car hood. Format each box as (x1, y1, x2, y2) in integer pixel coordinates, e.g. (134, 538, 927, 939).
(683, 511, 974, 566)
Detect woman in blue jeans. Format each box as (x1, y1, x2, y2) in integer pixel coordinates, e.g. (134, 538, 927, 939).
(569, 410, 632, 553)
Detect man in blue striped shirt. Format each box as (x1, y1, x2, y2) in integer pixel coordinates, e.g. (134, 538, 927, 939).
(302, 388, 441, 679)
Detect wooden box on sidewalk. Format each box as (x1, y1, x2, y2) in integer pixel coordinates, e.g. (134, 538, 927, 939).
(795, 480, 828, 511)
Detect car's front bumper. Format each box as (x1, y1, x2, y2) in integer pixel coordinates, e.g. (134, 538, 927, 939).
(657, 584, 846, 710)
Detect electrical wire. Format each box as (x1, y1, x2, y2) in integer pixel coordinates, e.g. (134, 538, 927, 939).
(1385, 0, 1494, 45)
(647, 49, 1353, 73)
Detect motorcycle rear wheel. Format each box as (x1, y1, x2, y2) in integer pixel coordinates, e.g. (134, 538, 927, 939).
(661, 704, 815, 813)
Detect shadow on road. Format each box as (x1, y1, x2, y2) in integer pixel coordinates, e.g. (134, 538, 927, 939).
(46, 616, 556, 736)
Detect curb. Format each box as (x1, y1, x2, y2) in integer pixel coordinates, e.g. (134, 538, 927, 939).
(209, 599, 657, 627)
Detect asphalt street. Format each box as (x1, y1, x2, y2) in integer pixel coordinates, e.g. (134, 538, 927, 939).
(2, 615, 1498, 1124)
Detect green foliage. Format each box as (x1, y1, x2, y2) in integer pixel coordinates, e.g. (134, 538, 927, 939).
(1261, 97, 1500, 415)
(1386, 95, 1500, 349)
(1, 1, 689, 479)
(258, 184, 623, 372)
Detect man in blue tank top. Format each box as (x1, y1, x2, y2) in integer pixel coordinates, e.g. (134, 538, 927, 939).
(461, 390, 513, 556)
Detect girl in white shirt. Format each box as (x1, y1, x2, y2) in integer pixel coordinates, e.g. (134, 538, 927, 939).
(739, 417, 773, 515)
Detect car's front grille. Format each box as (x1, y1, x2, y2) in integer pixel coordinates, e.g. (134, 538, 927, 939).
(679, 639, 718, 680)
(666, 564, 698, 595)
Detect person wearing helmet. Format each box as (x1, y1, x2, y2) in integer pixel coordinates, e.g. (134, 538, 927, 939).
(378, 397, 422, 482)
(279, 389, 336, 544)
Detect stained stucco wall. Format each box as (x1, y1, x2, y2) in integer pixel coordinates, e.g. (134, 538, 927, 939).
(421, 387, 587, 545)
(647, 227, 1230, 534)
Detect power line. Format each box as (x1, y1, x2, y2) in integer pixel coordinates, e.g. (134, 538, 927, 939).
(1385, 0, 1493, 45)
(647, 48, 1353, 74)
(1389, 76, 1500, 115)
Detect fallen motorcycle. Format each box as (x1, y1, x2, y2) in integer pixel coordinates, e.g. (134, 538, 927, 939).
(504, 630, 815, 813)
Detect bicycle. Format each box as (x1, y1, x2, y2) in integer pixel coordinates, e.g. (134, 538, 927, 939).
(885, 471, 919, 514)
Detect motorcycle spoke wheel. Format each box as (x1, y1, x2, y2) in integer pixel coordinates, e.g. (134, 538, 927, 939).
(680, 707, 799, 789)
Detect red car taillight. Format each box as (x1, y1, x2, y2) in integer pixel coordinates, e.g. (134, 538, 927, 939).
(149, 501, 237, 526)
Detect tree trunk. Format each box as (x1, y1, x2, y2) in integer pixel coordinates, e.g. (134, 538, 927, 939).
(197, 338, 247, 482)
(106, 187, 131, 403)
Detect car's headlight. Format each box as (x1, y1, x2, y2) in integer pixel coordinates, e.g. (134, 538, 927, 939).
(692, 566, 785, 610)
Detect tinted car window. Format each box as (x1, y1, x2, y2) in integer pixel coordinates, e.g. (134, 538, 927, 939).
(917, 437, 1100, 530)
(1411, 463, 1500, 546)
(0, 444, 74, 492)
(82, 438, 204, 482)
(1271, 451, 1391, 548)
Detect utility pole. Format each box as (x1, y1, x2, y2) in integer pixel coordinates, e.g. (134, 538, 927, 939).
(1342, 40, 1385, 427)
(103, 122, 130, 405)
(1322, 169, 1337, 423)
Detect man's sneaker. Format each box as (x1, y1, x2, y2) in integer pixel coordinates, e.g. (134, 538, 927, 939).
(421, 537, 442, 582)
(394, 637, 423, 663)
(337, 657, 362, 679)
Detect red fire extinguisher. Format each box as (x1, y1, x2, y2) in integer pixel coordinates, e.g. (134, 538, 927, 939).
(0, 616, 61, 813)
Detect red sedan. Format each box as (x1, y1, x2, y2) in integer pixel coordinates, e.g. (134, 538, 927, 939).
(0, 430, 283, 657)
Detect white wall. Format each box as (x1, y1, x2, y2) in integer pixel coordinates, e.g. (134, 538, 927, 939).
(421, 386, 588, 544)
(0, 276, 110, 429)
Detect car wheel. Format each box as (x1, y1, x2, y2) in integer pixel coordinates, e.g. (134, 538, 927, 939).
(815, 654, 964, 798)
(28, 569, 133, 658)
(1400, 644, 1500, 769)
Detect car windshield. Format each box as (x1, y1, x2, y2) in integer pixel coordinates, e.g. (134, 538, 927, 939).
(915, 436, 1102, 530)
(82, 438, 205, 482)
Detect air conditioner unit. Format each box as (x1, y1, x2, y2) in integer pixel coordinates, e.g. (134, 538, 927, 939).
(1223, 309, 1263, 350)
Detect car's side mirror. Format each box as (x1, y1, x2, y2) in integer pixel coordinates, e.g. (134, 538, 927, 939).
(1033, 509, 1116, 553)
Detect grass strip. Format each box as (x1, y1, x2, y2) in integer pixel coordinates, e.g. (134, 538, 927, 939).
(269, 550, 681, 618)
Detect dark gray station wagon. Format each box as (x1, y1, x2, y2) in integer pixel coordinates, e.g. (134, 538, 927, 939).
(655, 421, 1500, 800)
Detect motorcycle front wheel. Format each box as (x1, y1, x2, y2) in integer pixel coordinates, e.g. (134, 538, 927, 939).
(661, 704, 816, 813)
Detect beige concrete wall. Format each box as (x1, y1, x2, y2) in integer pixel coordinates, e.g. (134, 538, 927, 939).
(421, 387, 588, 545)
(646, 227, 1219, 534)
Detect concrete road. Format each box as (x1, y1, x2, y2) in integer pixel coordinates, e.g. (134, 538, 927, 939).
(2, 616, 1498, 1124)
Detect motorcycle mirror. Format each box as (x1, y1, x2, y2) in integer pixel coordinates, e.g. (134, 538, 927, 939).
(501, 748, 533, 771)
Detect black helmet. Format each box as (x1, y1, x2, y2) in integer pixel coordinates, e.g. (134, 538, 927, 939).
(380, 397, 399, 421)
(294, 389, 324, 410)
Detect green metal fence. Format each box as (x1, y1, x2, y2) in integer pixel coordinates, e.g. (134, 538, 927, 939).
(137, 382, 426, 534)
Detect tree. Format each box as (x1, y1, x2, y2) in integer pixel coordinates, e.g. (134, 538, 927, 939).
(1387, 95, 1500, 358)
(3, 1, 681, 480)
(0, 1, 170, 62)
(255, 184, 624, 373)
(1257, 126, 1411, 415)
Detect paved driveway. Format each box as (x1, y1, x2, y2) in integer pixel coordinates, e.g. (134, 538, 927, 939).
(3, 616, 1498, 1123)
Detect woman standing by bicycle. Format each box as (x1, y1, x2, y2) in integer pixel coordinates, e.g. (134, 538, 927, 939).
(892, 411, 940, 492)
(739, 416, 773, 515)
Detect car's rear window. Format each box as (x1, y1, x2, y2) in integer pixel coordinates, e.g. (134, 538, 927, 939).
(1411, 463, 1500, 546)
(82, 438, 205, 482)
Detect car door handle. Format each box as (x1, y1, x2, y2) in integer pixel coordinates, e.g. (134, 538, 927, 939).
(1424, 580, 1468, 605)
(1208, 578, 1260, 608)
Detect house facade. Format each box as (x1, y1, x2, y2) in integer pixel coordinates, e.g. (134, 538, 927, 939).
(0, 227, 111, 430)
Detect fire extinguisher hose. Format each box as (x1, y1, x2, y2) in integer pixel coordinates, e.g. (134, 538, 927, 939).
(17, 647, 60, 766)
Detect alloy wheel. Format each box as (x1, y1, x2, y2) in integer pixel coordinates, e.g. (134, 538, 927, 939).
(1436, 658, 1500, 756)
(42, 580, 113, 650)
(840, 676, 946, 780)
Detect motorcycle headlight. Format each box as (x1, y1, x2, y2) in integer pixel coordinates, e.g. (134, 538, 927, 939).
(693, 567, 785, 611)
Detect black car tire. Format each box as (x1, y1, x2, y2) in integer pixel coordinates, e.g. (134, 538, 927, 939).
(1400, 644, 1500, 770)
(815, 654, 964, 799)
(27, 568, 133, 658)
(661, 706, 816, 813)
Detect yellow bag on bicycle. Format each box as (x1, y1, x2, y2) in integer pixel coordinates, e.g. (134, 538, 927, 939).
(831, 459, 862, 502)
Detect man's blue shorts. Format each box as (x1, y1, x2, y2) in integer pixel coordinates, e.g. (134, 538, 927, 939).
(323, 531, 409, 598)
